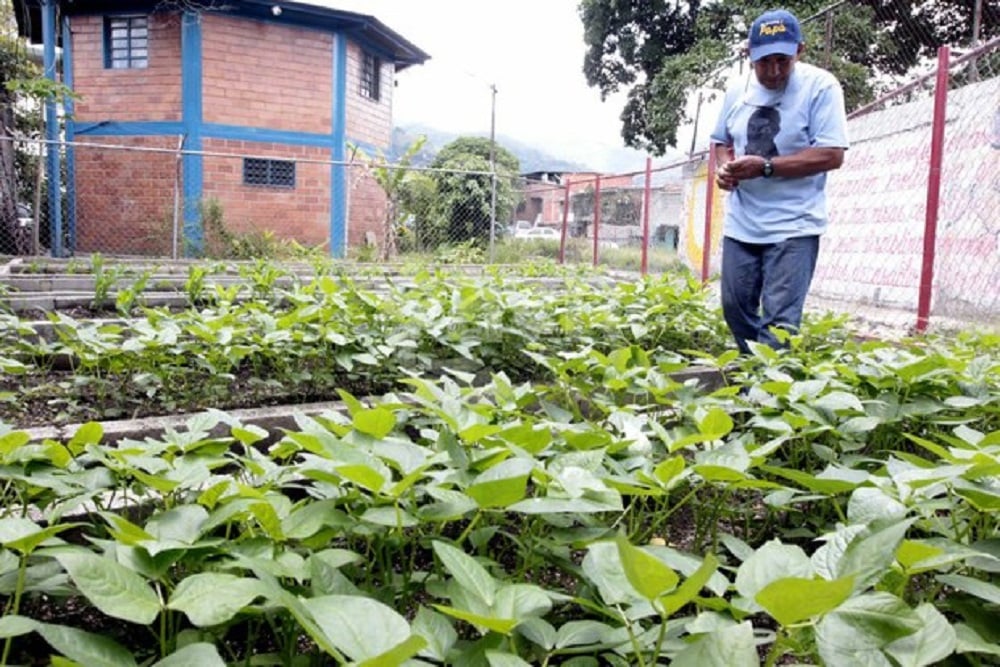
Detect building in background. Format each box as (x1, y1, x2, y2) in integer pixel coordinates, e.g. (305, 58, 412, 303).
(13, 0, 428, 257)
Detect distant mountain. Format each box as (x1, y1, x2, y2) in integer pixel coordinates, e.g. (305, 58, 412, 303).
(390, 124, 687, 176)
(391, 124, 588, 173)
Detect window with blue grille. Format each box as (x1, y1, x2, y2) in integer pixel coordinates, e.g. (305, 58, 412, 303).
(243, 159, 296, 188)
(105, 16, 148, 69)
(360, 52, 381, 101)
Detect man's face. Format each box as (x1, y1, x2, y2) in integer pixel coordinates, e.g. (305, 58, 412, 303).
(752, 50, 800, 90)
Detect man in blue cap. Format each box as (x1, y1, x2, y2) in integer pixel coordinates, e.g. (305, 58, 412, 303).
(710, 8, 849, 354)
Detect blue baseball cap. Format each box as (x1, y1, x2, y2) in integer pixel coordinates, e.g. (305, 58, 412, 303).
(748, 9, 803, 62)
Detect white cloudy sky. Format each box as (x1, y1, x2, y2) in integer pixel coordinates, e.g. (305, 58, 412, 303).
(321, 0, 692, 170)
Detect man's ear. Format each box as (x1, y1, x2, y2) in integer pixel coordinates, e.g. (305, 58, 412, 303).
(797, 43, 806, 56)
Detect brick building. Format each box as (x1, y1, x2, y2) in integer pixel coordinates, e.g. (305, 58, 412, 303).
(14, 0, 428, 257)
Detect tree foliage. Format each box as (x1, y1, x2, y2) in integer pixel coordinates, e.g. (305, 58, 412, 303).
(580, 0, 1000, 154)
(1, 4, 41, 253)
(429, 137, 521, 247)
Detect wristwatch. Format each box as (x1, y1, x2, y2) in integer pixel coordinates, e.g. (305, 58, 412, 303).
(762, 159, 774, 178)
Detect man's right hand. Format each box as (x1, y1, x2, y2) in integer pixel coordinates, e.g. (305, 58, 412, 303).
(715, 162, 739, 191)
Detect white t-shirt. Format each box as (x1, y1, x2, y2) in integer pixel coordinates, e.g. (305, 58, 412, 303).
(710, 62, 849, 243)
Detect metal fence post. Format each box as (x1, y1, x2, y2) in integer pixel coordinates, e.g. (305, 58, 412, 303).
(641, 157, 652, 276)
(916, 46, 950, 333)
(701, 150, 717, 284)
(559, 178, 570, 264)
(592, 174, 602, 267)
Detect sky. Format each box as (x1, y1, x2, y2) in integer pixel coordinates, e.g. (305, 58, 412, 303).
(322, 0, 684, 171)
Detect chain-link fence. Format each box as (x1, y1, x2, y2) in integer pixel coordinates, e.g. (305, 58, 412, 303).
(1, 1, 997, 334)
(806, 37, 1000, 334)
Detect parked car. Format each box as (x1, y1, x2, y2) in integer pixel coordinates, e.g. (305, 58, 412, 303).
(515, 227, 560, 241)
(509, 220, 533, 236)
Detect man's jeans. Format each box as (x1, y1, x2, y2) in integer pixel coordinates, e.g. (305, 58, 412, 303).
(720, 235, 820, 354)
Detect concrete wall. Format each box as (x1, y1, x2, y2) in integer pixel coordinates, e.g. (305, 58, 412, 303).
(813, 75, 999, 320)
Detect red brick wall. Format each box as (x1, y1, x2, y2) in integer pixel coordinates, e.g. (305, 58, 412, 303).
(67, 10, 394, 255)
(72, 137, 178, 256)
(344, 41, 393, 150)
(70, 14, 182, 122)
(202, 15, 333, 133)
(201, 138, 332, 249)
(347, 168, 386, 248)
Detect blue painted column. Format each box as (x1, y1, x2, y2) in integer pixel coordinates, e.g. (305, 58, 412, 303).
(181, 11, 204, 256)
(330, 34, 347, 258)
(41, 0, 63, 257)
(62, 15, 76, 253)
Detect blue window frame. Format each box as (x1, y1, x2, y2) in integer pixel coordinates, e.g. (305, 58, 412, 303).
(105, 15, 149, 69)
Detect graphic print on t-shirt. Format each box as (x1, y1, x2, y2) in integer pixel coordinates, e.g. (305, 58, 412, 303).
(745, 106, 781, 157)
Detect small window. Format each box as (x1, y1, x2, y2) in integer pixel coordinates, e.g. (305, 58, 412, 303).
(360, 52, 381, 101)
(104, 16, 149, 69)
(243, 158, 296, 188)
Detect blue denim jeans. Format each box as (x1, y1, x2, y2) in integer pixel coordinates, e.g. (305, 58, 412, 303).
(720, 235, 820, 354)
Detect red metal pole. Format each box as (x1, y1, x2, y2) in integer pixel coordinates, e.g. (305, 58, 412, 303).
(592, 175, 602, 267)
(558, 179, 570, 264)
(916, 46, 950, 333)
(641, 157, 652, 276)
(701, 150, 717, 284)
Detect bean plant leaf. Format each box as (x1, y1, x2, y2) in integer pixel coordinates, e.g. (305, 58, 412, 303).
(756, 576, 854, 627)
(167, 573, 266, 626)
(412, 607, 458, 661)
(847, 488, 907, 524)
(616, 535, 679, 600)
(433, 541, 497, 606)
(0, 614, 39, 638)
(144, 505, 209, 545)
(955, 624, 1000, 657)
(936, 574, 1000, 605)
(0, 518, 76, 555)
(304, 594, 419, 662)
(358, 635, 427, 667)
(0, 430, 30, 457)
(493, 583, 553, 620)
(697, 408, 734, 437)
(353, 407, 396, 439)
(467, 459, 533, 508)
(36, 622, 138, 667)
(431, 604, 519, 635)
(517, 617, 556, 650)
(659, 553, 719, 616)
(51, 551, 161, 624)
(671, 621, 758, 667)
(735, 540, 813, 604)
(485, 652, 533, 667)
(68, 421, 104, 449)
(884, 603, 956, 667)
(816, 593, 923, 665)
(837, 519, 915, 592)
(152, 643, 227, 667)
(555, 620, 617, 649)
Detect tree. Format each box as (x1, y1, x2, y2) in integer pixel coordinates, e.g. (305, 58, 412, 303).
(580, 0, 1000, 154)
(355, 136, 427, 260)
(0, 5, 38, 254)
(429, 137, 521, 247)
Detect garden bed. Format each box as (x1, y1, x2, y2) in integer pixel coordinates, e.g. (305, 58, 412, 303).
(0, 259, 998, 665)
